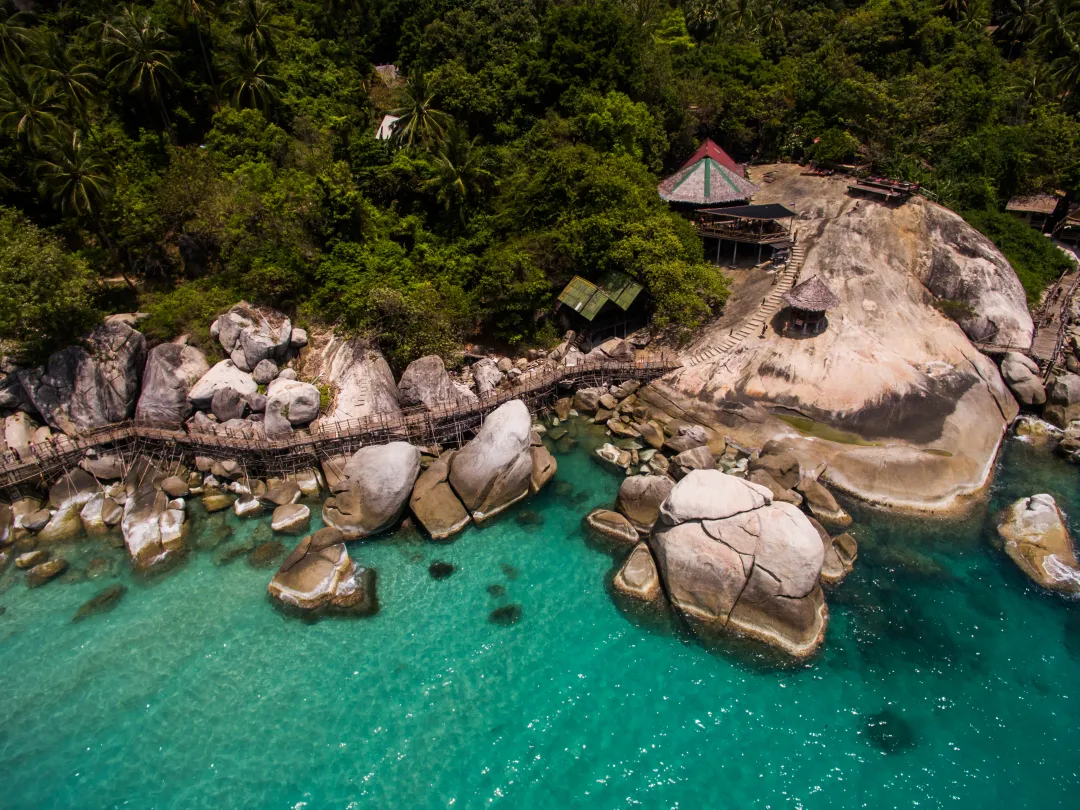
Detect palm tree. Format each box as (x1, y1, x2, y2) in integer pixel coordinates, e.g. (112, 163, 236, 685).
(427, 123, 493, 223)
(221, 42, 281, 110)
(103, 7, 180, 131)
(231, 0, 283, 56)
(1000, 0, 1043, 51)
(389, 69, 452, 149)
(722, 0, 756, 33)
(0, 8, 33, 62)
(957, 0, 990, 32)
(756, 0, 785, 37)
(34, 129, 113, 220)
(0, 61, 60, 147)
(177, 0, 218, 88)
(31, 32, 99, 126)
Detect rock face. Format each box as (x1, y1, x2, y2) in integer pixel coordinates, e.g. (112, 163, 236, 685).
(616, 475, 673, 534)
(398, 355, 463, 409)
(1045, 374, 1080, 428)
(1000, 352, 1046, 407)
(187, 360, 258, 410)
(212, 302, 292, 372)
(299, 334, 401, 424)
(646, 164, 1022, 514)
(409, 453, 471, 540)
(649, 469, 827, 658)
(448, 400, 533, 522)
(323, 442, 421, 539)
(997, 494, 1080, 594)
(18, 322, 146, 435)
(613, 542, 663, 603)
(268, 527, 375, 613)
(135, 344, 210, 425)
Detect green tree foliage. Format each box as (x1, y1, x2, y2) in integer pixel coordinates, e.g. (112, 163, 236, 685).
(0, 206, 100, 360)
(1, 0, 1079, 362)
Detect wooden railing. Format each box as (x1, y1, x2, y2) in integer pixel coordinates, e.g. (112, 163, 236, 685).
(0, 354, 680, 489)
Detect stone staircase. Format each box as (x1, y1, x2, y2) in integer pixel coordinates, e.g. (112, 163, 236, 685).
(684, 243, 807, 367)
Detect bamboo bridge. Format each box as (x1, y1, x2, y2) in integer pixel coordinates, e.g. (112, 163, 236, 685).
(0, 354, 680, 493)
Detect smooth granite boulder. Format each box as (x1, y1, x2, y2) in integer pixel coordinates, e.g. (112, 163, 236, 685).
(39, 469, 99, 542)
(252, 359, 279, 386)
(398, 355, 460, 409)
(260, 481, 301, 507)
(1001, 352, 1046, 407)
(271, 503, 311, 534)
(471, 358, 504, 396)
(323, 443, 421, 539)
(26, 558, 68, 587)
(302, 337, 401, 423)
(135, 343, 210, 425)
(616, 475, 674, 535)
(18, 322, 146, 435)
(997, 494, 1080, 594)
(586, 337, 635, 363)
(268, 527, 375, 613)
(649, 469, 827, 658)
(613, 542, 664, 604)
(448, 400, 532, 522)
(1045, 374, 1080, 428)
(264, 378, 320, 437)
(796, 477, 852, 528)
(584, 509, 639, 546)
(529, 444, 557, 494)
(409, 453, 471, 540)
(211, 387, 248, 423)
(187, 360, 258, 410)
(663, 424, 709, 455)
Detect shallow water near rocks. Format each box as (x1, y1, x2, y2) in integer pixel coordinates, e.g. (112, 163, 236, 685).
(1, 437, 1080, 808)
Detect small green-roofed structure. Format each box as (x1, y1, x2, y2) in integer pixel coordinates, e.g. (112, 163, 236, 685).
(556, 272, 643, 322)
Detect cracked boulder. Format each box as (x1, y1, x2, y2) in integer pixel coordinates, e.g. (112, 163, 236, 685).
(648, 469, 827, 659)
(268, 527, 376, 613)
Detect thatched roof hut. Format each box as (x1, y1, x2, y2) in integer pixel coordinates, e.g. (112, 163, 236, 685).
(782, 276, 840, 313)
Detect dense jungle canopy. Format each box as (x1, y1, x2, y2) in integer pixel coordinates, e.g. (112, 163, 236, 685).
(0, 0, 1078, 365)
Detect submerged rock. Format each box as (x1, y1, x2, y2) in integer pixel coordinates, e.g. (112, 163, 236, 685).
(488, 603, 522, 626)
(73, 584, 128, 622)
(429, 561, 456, 580)
(863, 709, 918, 754)
(247, 541, 286, 569)
(997, 494, 1080, 594)
(26, 558, 68, 587)
(649, 469, 827, 659)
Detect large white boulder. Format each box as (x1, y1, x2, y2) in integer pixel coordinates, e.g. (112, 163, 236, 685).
(187, 360, 258, 410)
(448, 400, 533, 522)
(322, 442, 421, 539)
(1000, 352, 1046, 407)
(398, 355, 465, 410)
(997, 494, 1080, 594)
(264, 378, 321, 437)
(649, 469, 827, 658)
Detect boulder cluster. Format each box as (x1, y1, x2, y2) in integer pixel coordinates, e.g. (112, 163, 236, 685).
(568, 383, 857, 658)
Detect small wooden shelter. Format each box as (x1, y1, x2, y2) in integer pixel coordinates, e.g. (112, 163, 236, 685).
(782, 276, 839, 335)
(1006, 193, 1063, 231)
(555, 271, 645, 342)
(658, 139, 760, 208)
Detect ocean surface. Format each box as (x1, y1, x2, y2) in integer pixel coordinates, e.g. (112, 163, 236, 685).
(1, 433, 1079, 809)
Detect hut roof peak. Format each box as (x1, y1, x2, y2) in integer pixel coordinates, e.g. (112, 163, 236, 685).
(681, 138, 742, 173)
(782, 276, 840, 312)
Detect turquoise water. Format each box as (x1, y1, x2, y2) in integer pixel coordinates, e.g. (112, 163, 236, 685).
(2, 434, 1080, 809)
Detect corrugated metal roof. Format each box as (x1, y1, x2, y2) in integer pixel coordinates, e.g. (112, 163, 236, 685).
(557, 272, 644, 321)
(598, 270, 643, 310)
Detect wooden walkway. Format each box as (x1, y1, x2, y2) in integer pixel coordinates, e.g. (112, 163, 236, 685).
(1029, 270, 1079, 366)
(684, 241, 807, 366)
(0, 355, 679, 493)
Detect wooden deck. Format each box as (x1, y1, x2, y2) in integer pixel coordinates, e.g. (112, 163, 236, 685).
(1029, 270, 1080, 368)
(0, 355, 680, 493)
